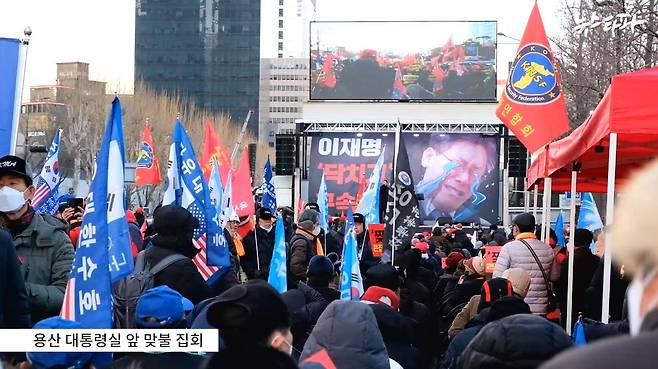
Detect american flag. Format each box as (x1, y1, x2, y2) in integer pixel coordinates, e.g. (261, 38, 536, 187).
(33, 129, 62, 215)
(188, 202, 218, 279)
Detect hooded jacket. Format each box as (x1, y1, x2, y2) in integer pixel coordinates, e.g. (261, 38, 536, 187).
(0, 230, 30, 328)
(146, 234, 214, 305)
(10, 213, 74, 323)
(493, 234, 560, 314)
(368, 303, 422, 369)
(300, 300, 391, 369)
(457, 314, 572, 369)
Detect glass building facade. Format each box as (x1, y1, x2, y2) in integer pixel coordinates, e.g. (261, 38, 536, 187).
(135, 0, 261, 133)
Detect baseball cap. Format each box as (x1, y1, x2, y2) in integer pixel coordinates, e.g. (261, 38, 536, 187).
(305, 202, 320, 212)
(28, 317, 93, 369)
(135, 285, 190, 328)
(361, 286, 400, 310)
(353, 212, 366, 224)
(257, 207, 274, 220)
(207, 282, 291, 347)
(0, 155, 33, 186)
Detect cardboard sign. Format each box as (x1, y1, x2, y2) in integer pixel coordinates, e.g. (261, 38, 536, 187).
(368, 224, 386, 258)
(484, 246, 502, 274)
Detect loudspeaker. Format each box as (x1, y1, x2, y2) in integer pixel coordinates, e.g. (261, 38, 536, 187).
(508, 138, 527, 178)
(275, 135, 296, 175)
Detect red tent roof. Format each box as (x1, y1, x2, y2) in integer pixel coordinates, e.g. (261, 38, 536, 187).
(527, 67, 658, 192)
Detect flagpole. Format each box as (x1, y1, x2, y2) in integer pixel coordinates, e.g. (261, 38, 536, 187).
(230, 110, 253, 165)
(391, 120, 401, 265)
(254, 216, 261, 272)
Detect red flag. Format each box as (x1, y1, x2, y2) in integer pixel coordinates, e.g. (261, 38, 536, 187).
(496, 3, 569, 153)
(356, 172, 367, 204)
(135, 125, 161, 186)
(201, 120, 232, 184)
(319, 55, 336, 88)
(442, 36, 454, 54)
(232, 149, 255, 217)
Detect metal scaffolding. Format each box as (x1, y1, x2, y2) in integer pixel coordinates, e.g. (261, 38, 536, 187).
(298, 120, 502, 135)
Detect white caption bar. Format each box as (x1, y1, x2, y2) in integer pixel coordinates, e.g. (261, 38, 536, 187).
(0, 329, 218, 352)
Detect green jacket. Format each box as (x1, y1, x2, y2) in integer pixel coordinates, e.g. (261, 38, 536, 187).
(11, 213, 74, 323)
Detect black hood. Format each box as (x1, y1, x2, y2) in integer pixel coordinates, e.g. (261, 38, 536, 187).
(368, 304, 416, 343)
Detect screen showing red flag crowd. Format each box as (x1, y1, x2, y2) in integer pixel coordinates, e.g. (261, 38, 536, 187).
(310, 21, 497, 101)
(309, 133, 500, 226)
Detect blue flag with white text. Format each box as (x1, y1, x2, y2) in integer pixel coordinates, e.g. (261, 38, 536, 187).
(356, 147, 386, 224)
(163, 121, 228, 279)
(317, 172, 329, 230)
(577, 192, 603, 251)
(33, 129, 63, 215)
(0, 38, 23, 157)
(340, 203, 363, 301)
(261, 158, 277, 212)
(268, 217, 287, 293)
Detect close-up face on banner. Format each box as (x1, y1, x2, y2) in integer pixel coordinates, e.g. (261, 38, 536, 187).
(404, 133, 500, 225)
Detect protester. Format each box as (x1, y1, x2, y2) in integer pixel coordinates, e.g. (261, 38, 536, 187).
(354, 212, 379, 273)
(440, 297, 532, 369)
(299, 300, 400, 369)
(502, 267, 532, 299)
(205, 282, 298, 369)
(555, 228, 600, 327)
(306, 255, 340, 303)
(448, 277, 514, 339)
(290, 209, 323, 285)
(125, 210, 143, 257)
(0, 229, 30, 328)
(379, 179, 389, 221)
(433, 251, 464, 302)
(541, 161, 658, 369)
(56, 194, 83, 246)
(0, 155, 74, 323)
(457, 314, 572, 369)
(281, 282, 329, 355)
(452, 224, 475, 255)
(109, 286, 205, 369)
(144, 205, 214, 304)
(23, 317, 96, 369)
(242, 207, 277, 280)
(494, 213, 559, 315)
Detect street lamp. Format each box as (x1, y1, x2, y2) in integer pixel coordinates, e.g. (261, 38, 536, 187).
(497, 32, 521, 42)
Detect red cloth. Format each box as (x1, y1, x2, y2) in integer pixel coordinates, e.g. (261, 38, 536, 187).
(361, 286, 400, 310)
(134, 125, 162, 186)
(319, 55, 337, 88)
(445, 251, 464, 269)
(413, 241, 429, 253)
(201, 120, 232, 184)
(125, 210, 137, 224)
(527, 67, 658, 192)
(232, 149, 255, 217)
(495, 3, 569, 153)
(69, 227, 81, 248)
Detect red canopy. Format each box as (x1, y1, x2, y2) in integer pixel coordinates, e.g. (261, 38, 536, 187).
(526, 67, 658, 192)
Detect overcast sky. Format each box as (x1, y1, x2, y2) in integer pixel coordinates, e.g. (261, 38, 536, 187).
(0, 0, 564, 100)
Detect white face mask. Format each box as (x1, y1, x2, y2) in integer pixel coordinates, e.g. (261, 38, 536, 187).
(313, 224, 321, 236)
(0, 186, 26, 213)
(627, 268, 658, 336)
(261, 224, 273, 233)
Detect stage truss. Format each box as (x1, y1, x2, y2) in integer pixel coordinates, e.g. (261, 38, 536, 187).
(298, 120, 502, 135)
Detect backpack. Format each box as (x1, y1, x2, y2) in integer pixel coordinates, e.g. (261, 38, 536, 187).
(112, 250, 187, 328)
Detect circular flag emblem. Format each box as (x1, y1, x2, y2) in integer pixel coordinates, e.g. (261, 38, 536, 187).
(136, 142, 154, 169)
(507, 44, 560, 104)
(398, 171, 412, 186)
(52, 161, 59, 175)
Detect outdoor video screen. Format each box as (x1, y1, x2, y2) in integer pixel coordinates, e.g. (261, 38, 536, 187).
(308, 132, 500, 226)
(310, 21, 497, 101)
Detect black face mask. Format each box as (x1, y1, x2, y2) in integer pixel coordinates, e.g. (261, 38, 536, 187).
(3, 207, 34, 237)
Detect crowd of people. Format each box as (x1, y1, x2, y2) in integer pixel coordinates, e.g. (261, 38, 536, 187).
(0, 152, 655, 369)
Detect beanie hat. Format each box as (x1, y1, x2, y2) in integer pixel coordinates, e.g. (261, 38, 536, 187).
(464, 256, 486, 276)
(361, 286, 400, 310)
(478, 278, 514, 312)
(413, 241, 429, 253)
(574, 228, 594, 247)
(445, 252, 464, 269)
(298, 209, 319, 224)
(365, 263, 400, 291)
(307, 255, 334, 280)
(487, 296, 531, 322)
(502, 268, 531, 298)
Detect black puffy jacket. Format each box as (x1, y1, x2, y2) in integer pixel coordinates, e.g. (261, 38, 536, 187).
(457, 314, 572, 369)
(242, 226, 277, 280)
(369, 304, 421, 369)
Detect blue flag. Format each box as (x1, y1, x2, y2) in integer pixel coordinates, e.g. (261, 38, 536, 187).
(340, 203, 364, 301)
(577, 192, 603, 251)
(60, 98, 132, 329)
(573, 319, 587, 346)
(261, 158, 277, 212)
(0, 38, 23, 156)
(163, 121, 228, 280)
(356, 147, 386, 224)
(268, 217, 287, 293)
(208, 158, 224, 216)
(33, 129, 63, 215)
(317, 172, 329, 230)
(554, 211, 566, 246)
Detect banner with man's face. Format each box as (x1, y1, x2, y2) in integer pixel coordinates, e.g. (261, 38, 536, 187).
(309, 132, 499, 225)
(309, 133, 394, 215)
(404, 133, 500, 226)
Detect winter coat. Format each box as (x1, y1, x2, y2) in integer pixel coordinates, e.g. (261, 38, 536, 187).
(289, 229, 318, 284)
(453, 230, 475, 254)
(555, 246, 600, 326)
(0, 230, 30, 327)
(457, 314, 572, 369)
(356, 231, 379, 273)
(584, 260, 629, 321)
(441, 310, 490, 369)
(300, 300, 391, 369)
(539, 309, 658, 369)
(145, 239, 214, 305)
(12, 213, 74, 323)
(308, 284, 340, 303)
(493, 235, 560, 314)
(368, 303, 422, 369)
(127, 221, 143, 256)
(241, 226, 277, 280)
(282, 282, 329, 353)
(325, 228, 343, 257)
(433, 274, 460, 309)
(448, 294, 481, 339)
(107, 352, 207, 369)
(207, 347, 299, 369)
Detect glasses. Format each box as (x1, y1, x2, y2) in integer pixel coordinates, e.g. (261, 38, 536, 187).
(438, 151, 487, 180)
